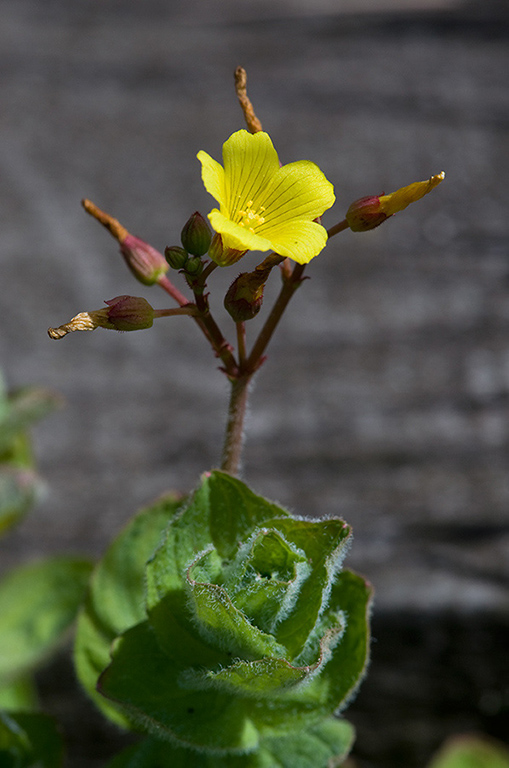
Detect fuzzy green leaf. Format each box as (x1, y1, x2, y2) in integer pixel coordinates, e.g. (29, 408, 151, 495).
(268, 517, 352, 657)
(0, 557, 92, 683)
(106, 717, 354, 768)
(146, 471, 287, 610)
(98, 620, 259, 754)
(186, 556, 288, 660)
(222, 529, 310, 635)
(74, 494, 182, 727)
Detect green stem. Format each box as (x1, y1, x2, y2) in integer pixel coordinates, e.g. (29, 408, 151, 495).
(220, 374, 252, 475)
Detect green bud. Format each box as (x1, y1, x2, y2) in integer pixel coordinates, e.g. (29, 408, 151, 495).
(185, 256, 203, 276)
(208, 233, 247, 267)
(164, 246, 188, 270)
(180, 211, 212, 256)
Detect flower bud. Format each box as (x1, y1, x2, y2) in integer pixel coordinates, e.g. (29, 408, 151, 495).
(345, 196, 387, 232)
(165, 246, 189, 270)
(180, 211, 212, 257)
(48, 296, 154, 339)
(185, 256, 204, 276)
(208, 233, 247, 268)
(346, 172, 445, 232)
(102, 295, 154, 331)
(224, 267, 270, 322)
(120, 235, 169, 285)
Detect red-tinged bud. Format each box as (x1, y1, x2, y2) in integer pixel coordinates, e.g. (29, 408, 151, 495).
(102, 295, 154, 331)
(81, 200, 168, 284)
(224, 267, 270, 322)
(180, 211, 212, 257)
(165, 245, 189, 270)
(120, 235, 169, 285)
(345, 196, 388, 232)
(48, 295, 154, 339)
(208, 233, 247, 267)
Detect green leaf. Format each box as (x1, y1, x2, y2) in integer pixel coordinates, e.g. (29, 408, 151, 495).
(185, 552, 288, 660)
(0, 675, 38, 712)
(74, 494, 182, 727)
(98, 620, 258, 754)
(246, 570, 372, 733)
(201, 657, 309, 697)
(0, 469, 41, 537)
(106, 717, 354, 768)
(223, 529, 310, 635)
(267, 517, 352, 657)
(428, 736, 509, 768)
(0, 556, 92, 683)
(146, 471, 287, 610)
(0, 710, 63, 768)
(258, 717, 354, 768)
(206, 471, 288, 560)
(0, 387, 61, 457)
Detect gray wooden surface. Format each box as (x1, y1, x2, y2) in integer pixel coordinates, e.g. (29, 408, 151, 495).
(1, 1, 508, 765)
(1, 0, 508, 608)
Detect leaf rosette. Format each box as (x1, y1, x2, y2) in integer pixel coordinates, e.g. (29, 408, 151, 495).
(75, 471, 372, 766)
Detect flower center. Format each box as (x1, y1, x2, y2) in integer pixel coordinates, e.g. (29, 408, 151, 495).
(237, 200, 266, 233)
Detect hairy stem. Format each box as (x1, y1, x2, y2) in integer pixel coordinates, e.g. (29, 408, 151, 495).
(220, 374, 252, 475)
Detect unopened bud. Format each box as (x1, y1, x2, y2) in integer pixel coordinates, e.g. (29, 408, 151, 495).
(181, 212, 212, 257)
(48, 295, 154, 339)
(81, 200, 168, 284)
(185, 256, 204, 276)
(345, 196, 388, 232)
(346, 172, 445, 233)
(165, 246, 189, 270)
(224, 269, 268, 322)
(120, 235, 169, 285)
(208, 233, 247, 268)
(102, 295, 154, 331)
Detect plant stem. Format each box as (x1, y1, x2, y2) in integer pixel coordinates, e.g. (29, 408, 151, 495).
(157, 273, 192, 307)
(220, 374, 252, 475)
(236, 322, 247, 368)
(245, 262, 305, 372)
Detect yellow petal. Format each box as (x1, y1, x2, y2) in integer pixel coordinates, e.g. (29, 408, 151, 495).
(208, 209, 274, 253)
(197, 150, 225, 206)
(221, 130, 280, 219)
(256, 160, 335, 232)
(379, 172, 445, 216)
(261, 219, 329, 264)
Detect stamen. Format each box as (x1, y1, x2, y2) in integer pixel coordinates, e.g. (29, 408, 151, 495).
(237, 200, 266, 232)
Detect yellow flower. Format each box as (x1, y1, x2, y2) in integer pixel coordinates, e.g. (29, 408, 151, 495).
(197, 130, 335, 265)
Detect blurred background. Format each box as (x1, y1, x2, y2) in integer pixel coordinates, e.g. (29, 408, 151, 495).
(1, 0, 508, 765)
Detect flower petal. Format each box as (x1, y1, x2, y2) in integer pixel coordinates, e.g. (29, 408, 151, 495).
(208, 209, 274, 253)
(257, 161, 335, 232)
(221, 130, 280, 219)
(197, 150, 225, 206)
(379, 172, 445, 216)
(264, 220, 329, 264)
